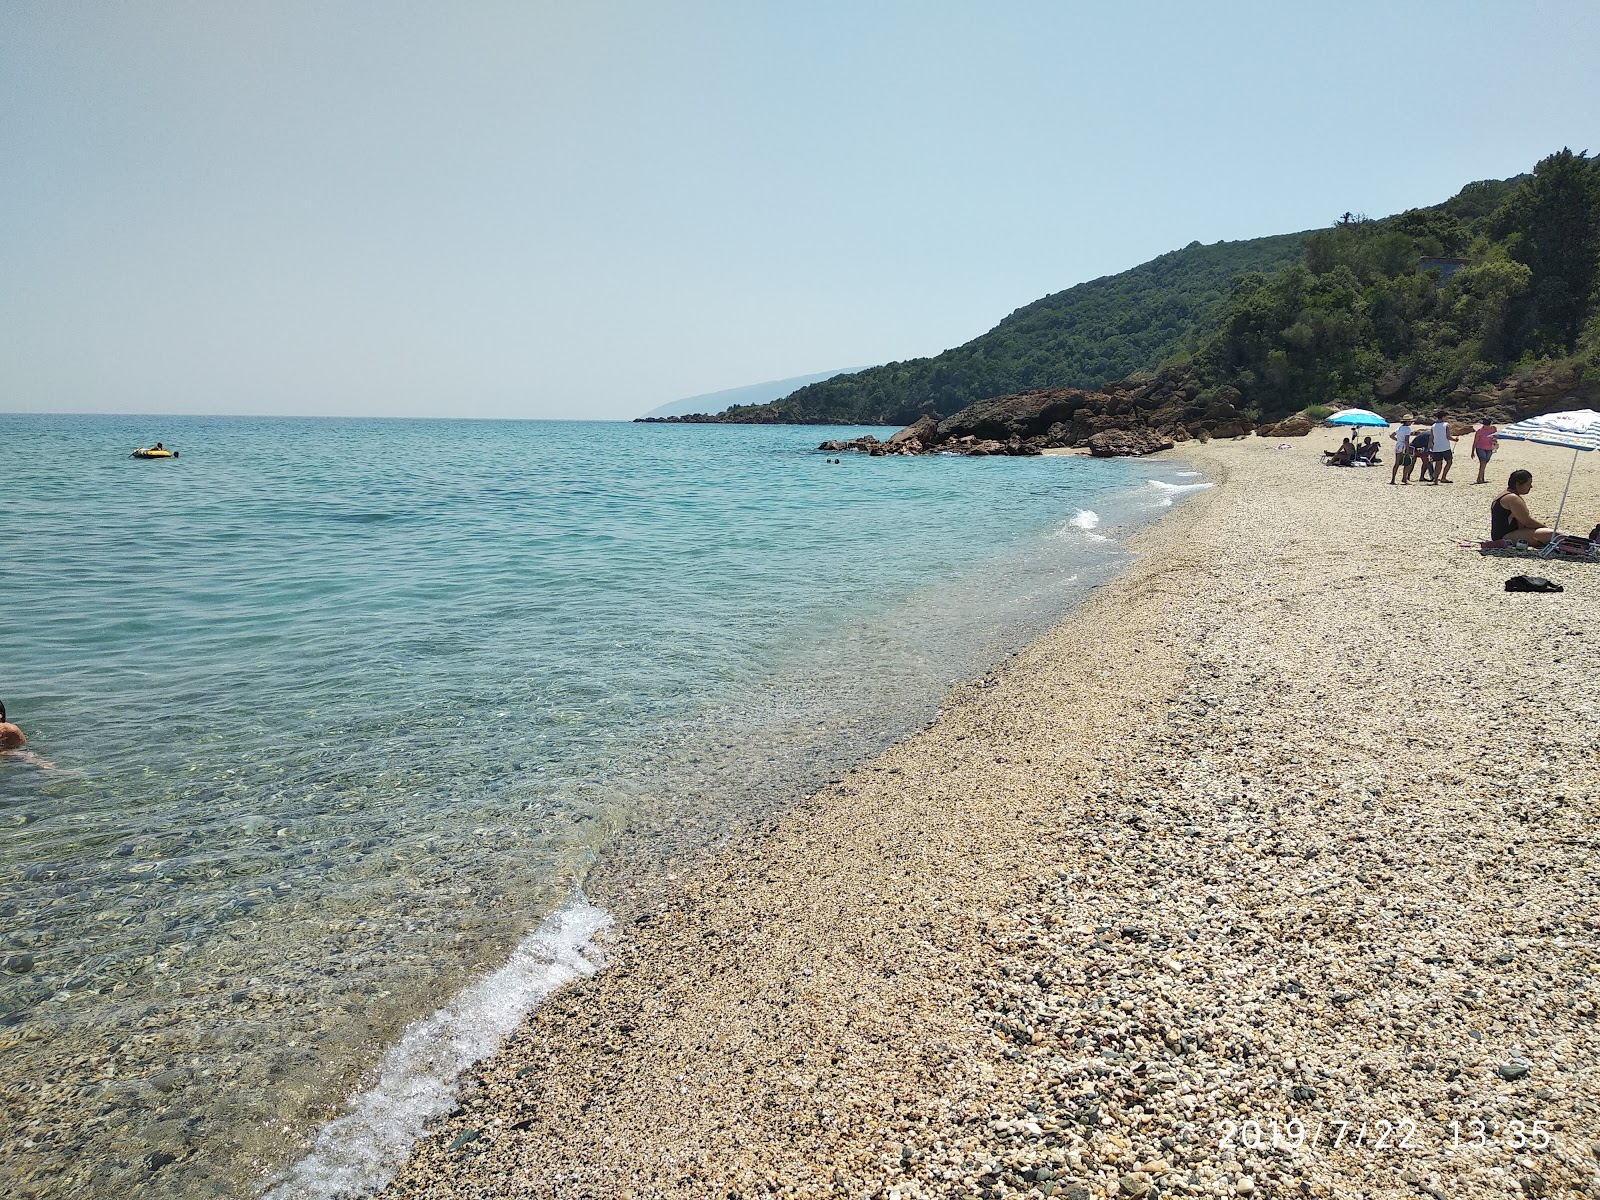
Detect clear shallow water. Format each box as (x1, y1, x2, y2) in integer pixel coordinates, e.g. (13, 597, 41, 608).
(0, 414, 1203, 1198)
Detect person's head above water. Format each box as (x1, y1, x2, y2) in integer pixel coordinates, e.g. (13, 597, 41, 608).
(1507, 469, 1533, 495)
(0, 700, 23, 751)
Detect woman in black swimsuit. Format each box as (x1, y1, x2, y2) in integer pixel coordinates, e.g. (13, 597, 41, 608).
(1491, 470, 1554, 545)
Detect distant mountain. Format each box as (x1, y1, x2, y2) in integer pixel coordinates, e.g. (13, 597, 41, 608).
(637, 369, 867, 420)
(694, 232, 1311, 424)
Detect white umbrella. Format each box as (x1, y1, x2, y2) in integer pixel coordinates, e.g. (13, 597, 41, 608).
(1494, 409, 1600, 536)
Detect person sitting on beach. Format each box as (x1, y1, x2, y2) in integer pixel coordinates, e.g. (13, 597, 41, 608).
(0, 701, 25, 753)
(1390, 416, 1415, 484)
(1356, 437, 1381, 465)
(1324, 437, 1355, 466)
(1491, 470, 1556, 546)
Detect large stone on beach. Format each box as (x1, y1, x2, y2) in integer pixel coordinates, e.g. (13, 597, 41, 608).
(1087, 429, 1175, 458)
(1257, 414, 1313, 437)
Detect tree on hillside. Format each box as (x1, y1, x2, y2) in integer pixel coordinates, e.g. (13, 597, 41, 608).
(1493, 148, 1600, 352)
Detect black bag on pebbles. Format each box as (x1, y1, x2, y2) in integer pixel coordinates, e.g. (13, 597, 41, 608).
(1505, 575, 1564, 593)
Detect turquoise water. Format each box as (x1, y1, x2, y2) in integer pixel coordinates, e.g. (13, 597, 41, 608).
(0, 413, 1206, 1198)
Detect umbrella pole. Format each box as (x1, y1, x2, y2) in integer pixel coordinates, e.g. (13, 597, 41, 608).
(1539, 448, 1580, 559)
(1551, 447, 1579, 534)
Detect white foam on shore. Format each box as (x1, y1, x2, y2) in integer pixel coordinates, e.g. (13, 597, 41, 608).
(1145, 478, 1214, 508)
(263, 892, 612, 1200)
(1062, 509, 1111, 542)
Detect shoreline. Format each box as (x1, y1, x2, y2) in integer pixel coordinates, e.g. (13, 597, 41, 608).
(255, 452, 1196, 1198)
(386, 433, 1599, 1199)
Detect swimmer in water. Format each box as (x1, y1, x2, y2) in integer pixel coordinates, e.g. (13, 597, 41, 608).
(0, 700, 24, 752)
(0, 700, 52, 768)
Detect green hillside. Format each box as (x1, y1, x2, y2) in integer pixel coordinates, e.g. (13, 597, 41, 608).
(714, 232, 1310, 424)
(1174, 153, 1598, 420)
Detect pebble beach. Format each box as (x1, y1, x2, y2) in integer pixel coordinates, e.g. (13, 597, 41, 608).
(385, 432, 1600, 1200)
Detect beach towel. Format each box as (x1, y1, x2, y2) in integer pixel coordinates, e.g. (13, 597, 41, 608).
(1461, 537, 1600, 561)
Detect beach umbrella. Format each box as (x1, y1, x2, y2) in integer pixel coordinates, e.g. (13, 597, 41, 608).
(1326, 407, 1390, 428)
(1494, 409, 1600, 535)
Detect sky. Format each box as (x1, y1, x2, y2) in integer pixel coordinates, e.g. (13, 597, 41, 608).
(2, 1, 1597, 421)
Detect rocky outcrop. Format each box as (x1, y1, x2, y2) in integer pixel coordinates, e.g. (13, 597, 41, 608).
(815, 360, 1600, 459)
(818, 372, 1224, 457)
(1087, 429, 1176, 457)
(1256, 415, 1313, 438)
(934, 391, 1088, 443)
(887, 415, 939, 447)
(1459, 362, 1600, 424)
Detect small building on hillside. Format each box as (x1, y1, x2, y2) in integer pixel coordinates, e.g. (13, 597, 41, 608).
(1418, 256, 1470, 282)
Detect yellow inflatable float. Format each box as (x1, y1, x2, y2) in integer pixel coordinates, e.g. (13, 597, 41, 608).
(131, 446, 178, 459)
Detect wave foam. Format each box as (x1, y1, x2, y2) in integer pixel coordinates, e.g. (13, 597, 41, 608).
(1145, 478, 1214, 508)
(265, 893, 612, 1200)
(1061, 509, 1112, 542)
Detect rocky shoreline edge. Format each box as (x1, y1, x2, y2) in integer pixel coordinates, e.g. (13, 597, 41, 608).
(384, 433, 1599, 1200)
(815, 363, 1595, 459)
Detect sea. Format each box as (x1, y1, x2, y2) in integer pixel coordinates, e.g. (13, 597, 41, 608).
(0, 413, 1210, 1199)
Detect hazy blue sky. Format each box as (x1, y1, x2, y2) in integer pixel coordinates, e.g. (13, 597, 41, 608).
(3, 1, 1597, 420)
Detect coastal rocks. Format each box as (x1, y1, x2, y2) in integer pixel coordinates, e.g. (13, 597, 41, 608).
(1374, 363, 1417, 400)
(818, 359, 1600, 463)
(818, 434, 882, 454)
(824, 387, 1186, 458)
(1086, 429, 1174, 458)
(934, 391, 1091, 443)
(1255, 414, 1313, 438)
(887, 415, 940, 447)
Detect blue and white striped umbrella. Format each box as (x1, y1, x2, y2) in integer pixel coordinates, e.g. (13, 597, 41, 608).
(1494, 409, 1600, 537)
(1496, 408, 1600, 452)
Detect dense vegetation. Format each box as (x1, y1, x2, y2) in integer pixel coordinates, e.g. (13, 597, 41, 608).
(697, 150, 1599, 428)
(1176, 149, 1600, 420)
(711, 233, 1309, 424)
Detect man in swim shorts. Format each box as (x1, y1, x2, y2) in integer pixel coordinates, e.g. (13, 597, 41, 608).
(1428, 411, 1457, 484)
(1390, 416, 1415, 484)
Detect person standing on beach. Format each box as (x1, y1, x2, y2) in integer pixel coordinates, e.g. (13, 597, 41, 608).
(1411, 426, 1434, 481)
(1390, 416, 1415, 484)
(1429, 412, 1458, 484)
(1472, 420, 1499, 484)
(1388, 419, 1414, 483)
